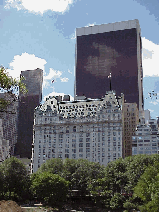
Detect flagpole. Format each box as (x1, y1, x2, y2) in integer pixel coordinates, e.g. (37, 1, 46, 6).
(108, 72, 112, 91)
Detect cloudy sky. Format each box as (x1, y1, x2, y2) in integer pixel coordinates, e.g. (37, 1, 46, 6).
(0, 0, 159, 119)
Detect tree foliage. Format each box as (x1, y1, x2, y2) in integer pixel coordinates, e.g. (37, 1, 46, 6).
(0, 157, 31, 201)
(37, 158, 63, 175)
(0, 66, 28, 110)
(133, 163, 159, 212)
(31, 172, 69, 207)
(38, 158, 105, 196)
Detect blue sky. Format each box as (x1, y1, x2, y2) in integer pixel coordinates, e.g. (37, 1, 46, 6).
(0, 0, 159, 119)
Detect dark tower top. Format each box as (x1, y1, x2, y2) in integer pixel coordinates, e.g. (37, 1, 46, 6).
(75, 19, 144, 113)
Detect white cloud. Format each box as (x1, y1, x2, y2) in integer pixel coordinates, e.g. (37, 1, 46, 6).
(85, 23, 96, 27)
(60, 77, 69, 82)
(7, 52, 46, 80)
(70, 32, 76, 40)
(149, 100, 158, 105)
(43, 68, 62, 88)
(142, 37, 159, 77)
(68, 69, 72, 74)
(5, 0, 73, 15)
(148, 109, 154, 113)
(44, 68, 62, 80)
(43, 91, 74, 102)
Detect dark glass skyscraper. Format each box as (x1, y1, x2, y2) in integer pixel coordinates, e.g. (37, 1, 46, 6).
(15, 68, 43, 158)
(75, 19, 143, 112)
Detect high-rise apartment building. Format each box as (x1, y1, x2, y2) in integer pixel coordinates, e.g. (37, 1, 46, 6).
(15, 68, 43, 158)
(31, 91, 124, 173)
(132, 118, 159, 155)
(75, 19, 144, 114)
(0, 92, 19, 156)
(123, 103, 139, 157)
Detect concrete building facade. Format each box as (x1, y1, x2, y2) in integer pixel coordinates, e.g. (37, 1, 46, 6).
(123, 103, 139, 157)
(0, 92, 19, 156)
(31, 91, 124, 173)
(0, 119, 10, 162)
(132, 118, 159, 155)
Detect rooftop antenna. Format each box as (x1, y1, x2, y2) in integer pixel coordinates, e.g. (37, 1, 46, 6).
(108, 72, 112, 90)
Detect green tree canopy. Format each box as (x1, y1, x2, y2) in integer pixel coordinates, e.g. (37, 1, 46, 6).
(37, 158, 63, 175)
(0, 66, 28, 110)
(133, 163, 159, 212)
(31, 172, 69, 207)
(0, 157, 31, 201)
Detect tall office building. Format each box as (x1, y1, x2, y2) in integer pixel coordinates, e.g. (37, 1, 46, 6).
(15, 68, 43, 158)
(75, 19, 144, 114)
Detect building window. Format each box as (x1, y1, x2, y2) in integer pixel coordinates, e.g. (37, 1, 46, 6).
(72, 149, 76, 153)
(79, 133, 83, 137)
(65, 149, 69, 153)
(66, 126, 69, 133)
(79, 148, 83, 152)
(72, 154, 76, 158)
(86, 148, 90, 152)
(86, 133, 90, 137)
(79, 138, 83, 142)
(73, 126, 76, 132)
(72, 143, 76, 148)
(86, 138, 90, 142)
(86, 143, 90, 147)
(79, 143, 83, 147)
(65, 154, 69, 158)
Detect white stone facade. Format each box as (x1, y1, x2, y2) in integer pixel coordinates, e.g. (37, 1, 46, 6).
(31, 91, 124, 173)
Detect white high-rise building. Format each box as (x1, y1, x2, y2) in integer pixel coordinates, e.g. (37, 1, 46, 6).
(31, 91, 124, 173)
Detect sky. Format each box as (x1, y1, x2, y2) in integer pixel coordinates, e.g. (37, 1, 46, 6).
(0, 0, 159, 119)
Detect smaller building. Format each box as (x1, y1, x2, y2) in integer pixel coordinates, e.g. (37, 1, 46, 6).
(144, 109, 151, 125)
(0, 119, 10, 162)
(132, 118, 159, 155)
(0, 92, 19, 156)
(123, 103, 139, 157)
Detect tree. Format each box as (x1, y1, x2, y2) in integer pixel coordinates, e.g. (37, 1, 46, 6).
(110, 192, 126, 211)
(70, 159, 105, 195)
(133, 163, 159, 212)
(1, 157, 31, 201)
(124, 154, 159, 194)
(0, 66, 28, 110)
(104, 158, 128, 195)
(31, 172, 69, 207)
(37, 158, 64, 175)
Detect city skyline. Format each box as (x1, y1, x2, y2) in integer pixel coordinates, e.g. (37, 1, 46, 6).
(0, 0, 159, 119)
